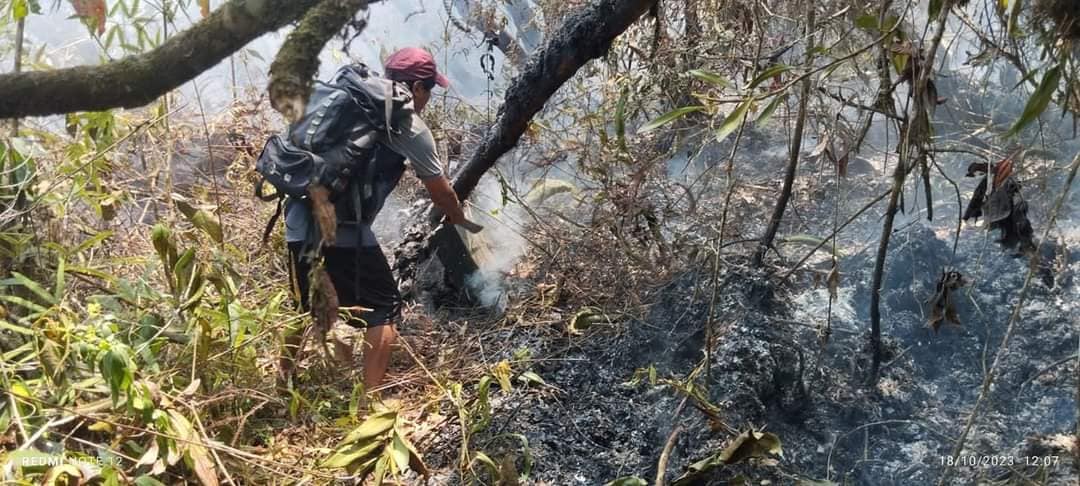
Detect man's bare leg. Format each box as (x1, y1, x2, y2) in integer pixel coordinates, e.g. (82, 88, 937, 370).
(362, 323, 397, 393)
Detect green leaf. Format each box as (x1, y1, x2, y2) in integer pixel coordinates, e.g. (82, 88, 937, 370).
(1007, 0, 1023, 37)
(688, 69, 729, 87)
(755, 94, 787, 125)
(349, 382, 365, 420)
(0, 318, 34, 335)
(372, 454, 390, 485)
(0, 294, 49, 315)
(322, 440, 382, 469)
(929, 0, 944, 19)
(12, 0, 28, 20)
(517, 371, 547, 387)
(99, 347, 133, 405)
(892, 53, 910, 75)
(341, 411, 397, 445)
(605, 478, 648, 486)
(2, 271, 58, 305)
(396, 427, 429, 479)
(151, 224, 174, 268)
(638, 106, 704, 133)
(389, 433, 411, 474)
(54, 256, 65, 302)
(471, 451, 500, 476)
(176, 199, 223, 243)
(614, 87, 628, 150)
(173, 248, 197, 294)
(133, 476, 168, 486)
(1007, 63, 1062, 137)
(854, 14, 879, 31)
(716, 100, 751, 143)
(748, 64, 790, 89)
(70, 230, 113, 255)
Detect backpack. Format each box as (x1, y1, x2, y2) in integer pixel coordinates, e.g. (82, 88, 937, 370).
(254, 64, 413, 243)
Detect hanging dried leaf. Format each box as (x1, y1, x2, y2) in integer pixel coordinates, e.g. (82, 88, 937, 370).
(310, 266, 339, 339)
(69, 0, 106, 35)
(199, 0, 211, 17)
(927, 271, 965, 332)
(826, 264, 840, 300)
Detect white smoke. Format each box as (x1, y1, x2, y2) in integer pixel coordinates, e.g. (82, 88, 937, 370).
(460, 173, 529, 311)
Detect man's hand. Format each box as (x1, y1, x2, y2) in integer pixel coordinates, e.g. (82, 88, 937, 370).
(457, 218, 484, 233)
(421, 175, 468, 226)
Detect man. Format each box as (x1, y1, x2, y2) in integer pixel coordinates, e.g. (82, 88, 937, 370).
(282, 47, 473, 393)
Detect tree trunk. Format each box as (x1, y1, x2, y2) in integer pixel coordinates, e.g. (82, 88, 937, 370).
(0, 0, 346, 118)
(752, 1, 815, 267)
(10, 17, 25, 135)
(395, 0, 659, 297)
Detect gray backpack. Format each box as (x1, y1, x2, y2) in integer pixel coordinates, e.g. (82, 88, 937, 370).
(255, 64, 413, 242)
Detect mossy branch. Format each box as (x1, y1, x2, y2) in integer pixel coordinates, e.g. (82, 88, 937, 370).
(0, 0, 328, 118)
(268, 0, 371, 122)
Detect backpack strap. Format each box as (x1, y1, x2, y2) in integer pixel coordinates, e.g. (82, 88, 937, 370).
(261, 196, 285, 244)
(384, 81, 394, 138)
(254, 175, 281, 202)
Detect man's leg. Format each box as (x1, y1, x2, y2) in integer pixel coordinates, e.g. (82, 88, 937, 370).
(362, 322, 397, 392)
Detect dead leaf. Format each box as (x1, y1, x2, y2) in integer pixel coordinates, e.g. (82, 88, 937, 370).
(719, 429, 784, 464)
(826, 264, 840, 300)
(199, 0, 211, 17)
(928, 270, 965, 332)
(69, 0, 106, 35)
(673, 429, 783, 486)
(311, 266, 339, 339)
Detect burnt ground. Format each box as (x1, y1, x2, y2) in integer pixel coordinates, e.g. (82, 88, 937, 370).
(414, 134, 1080, 485)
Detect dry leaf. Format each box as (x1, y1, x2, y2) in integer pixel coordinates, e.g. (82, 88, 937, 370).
(826, 264, 840, 300)
(928, 271, 965, 332)
(70, 0, 106, 35)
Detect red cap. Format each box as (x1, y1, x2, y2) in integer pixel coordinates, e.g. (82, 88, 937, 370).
(383, 47, 450, 88)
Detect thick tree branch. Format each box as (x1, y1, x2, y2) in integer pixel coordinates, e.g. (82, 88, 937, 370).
(446, 0, 659, 206)
(397, 0, 658, 297)
(269, 0, 370, 121)
(0, 0, 325, 118)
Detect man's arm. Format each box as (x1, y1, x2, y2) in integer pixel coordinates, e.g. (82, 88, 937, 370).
(384, 113, 481, 232)
(422, 175, 467, 224)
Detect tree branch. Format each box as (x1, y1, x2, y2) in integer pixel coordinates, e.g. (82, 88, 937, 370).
(0, 0, 326, 118)
(269, 0, 370, 121)
(445, 0, 659, 207)
(396, 0, 658, 297)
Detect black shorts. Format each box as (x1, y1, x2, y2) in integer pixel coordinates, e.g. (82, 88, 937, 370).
(288, 242, 402, 328)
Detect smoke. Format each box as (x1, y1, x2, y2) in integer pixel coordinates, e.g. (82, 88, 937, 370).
(461, 174, 530, 311)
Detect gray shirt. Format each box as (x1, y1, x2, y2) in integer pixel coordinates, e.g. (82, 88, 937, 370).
(284, 112, 443, 247)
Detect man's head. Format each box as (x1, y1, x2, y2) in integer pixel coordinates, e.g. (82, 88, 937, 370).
(383, 47, 450, 113)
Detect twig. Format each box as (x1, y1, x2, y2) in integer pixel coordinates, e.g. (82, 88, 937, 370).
(780, 189, 890, 281)
(1017, 353, 1079, 393)
(753, 0, 816, 267)
(654, 424, 684, 486)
